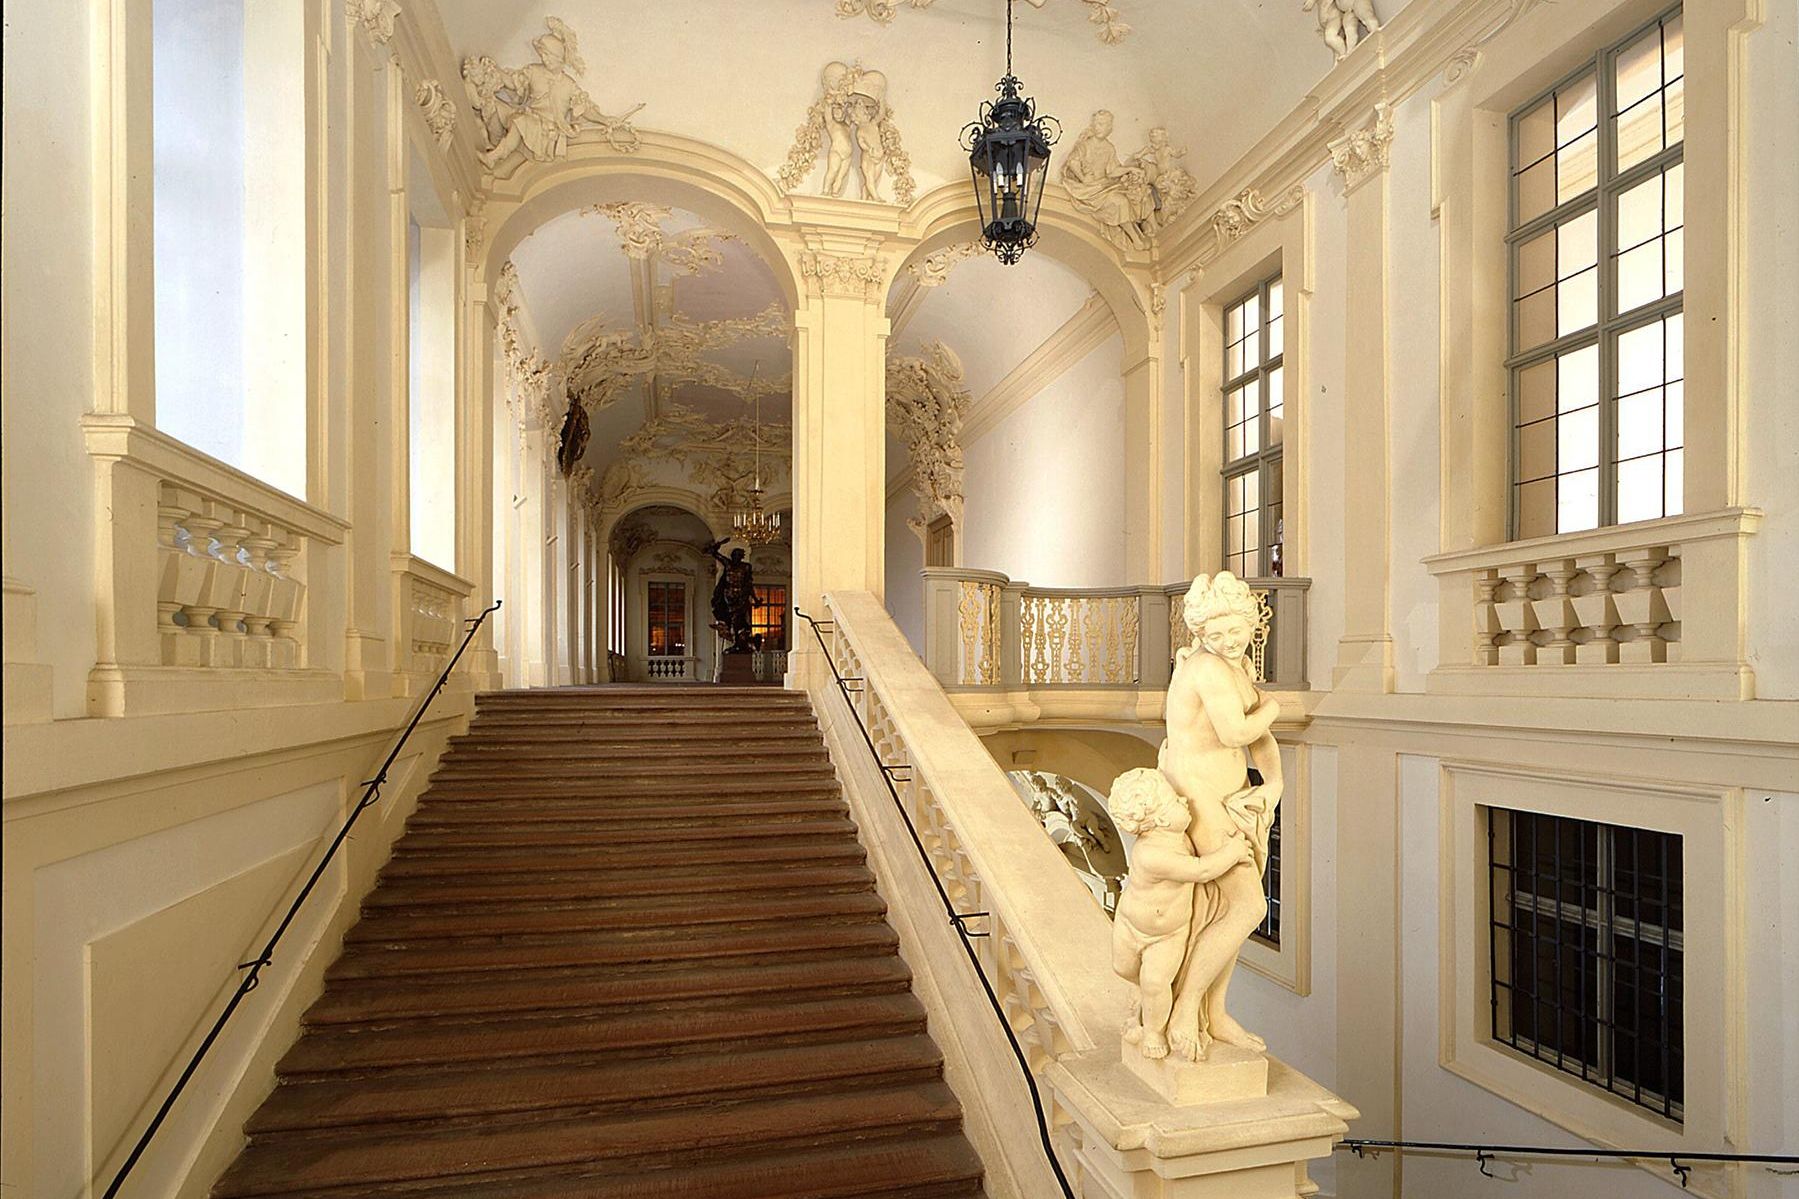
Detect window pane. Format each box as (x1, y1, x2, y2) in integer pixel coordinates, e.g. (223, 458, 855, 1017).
(1616, 91, 1665, 173)
(1267, 367, 1285, 446)
(1617, 240, 1664, 314)
(1559, 405, 1599, 472)
(1516, 157, 1556, 225)
(1267, 313, 1284, 359)
(1517, 477, 1557, 538)
(1516, 99, 1555, 170)
(1516, 286, 1557, 351)
(1665, 447, 1683, 516)
(1517, 417, 1557, 484)
(1557, 72, 1598, 146)
(1614, 26, 1663, 114)
(1267, 279, 1284, 319)
(1559, 268, 1598, 336)
(1558, 128, 1599, 202)
(1617, 453, 1666, 524)
(1517, 358, 1557, 425)
(1618, 321, 1665, 396)
(1558, 344, 1599, 412)
(1559, 467, 1599, 532)
(1617, 387, 1666, 460)
(1226, 303, 1243, 344)
(1558, 210, 1598, 277)
(1616, 172, 1663, 250)
(1517, 228, 1555, 298)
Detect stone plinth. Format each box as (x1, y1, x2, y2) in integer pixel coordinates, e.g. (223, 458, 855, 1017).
(1123, 1042, 1269, 1105)
(1046, 1052, 1356, 1199)
(718, 654, 757, 685)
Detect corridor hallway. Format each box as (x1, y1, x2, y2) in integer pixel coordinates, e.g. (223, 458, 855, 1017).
(213, 687, 983, 1198)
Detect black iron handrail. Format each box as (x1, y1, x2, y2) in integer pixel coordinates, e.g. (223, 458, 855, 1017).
(1338, 1138, 1798, 1189)
(796, 608, 1078, 1199)
(102, 599, 501, 1199)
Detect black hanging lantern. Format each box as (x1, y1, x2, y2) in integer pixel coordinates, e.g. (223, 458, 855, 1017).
(961, 0, 1059, 265)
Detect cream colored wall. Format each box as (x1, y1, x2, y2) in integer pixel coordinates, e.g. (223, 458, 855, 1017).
(960, 333, 1129, 588)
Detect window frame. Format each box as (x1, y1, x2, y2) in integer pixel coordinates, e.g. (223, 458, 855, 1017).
(1506, 5, 1686, 538)
(1220, 273, 1286, 579)
(645, 578, 688, 658)
(1488, 807, 1685, 1120)
(750, 583, 788, 651)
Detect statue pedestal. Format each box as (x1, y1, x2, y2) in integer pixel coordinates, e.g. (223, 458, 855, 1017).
(1046, 1052, 1356, 1199)
(1122, 1041, 1268, 1105)
(717, 654, 757, 685)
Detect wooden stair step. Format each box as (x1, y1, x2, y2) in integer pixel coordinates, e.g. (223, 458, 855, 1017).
(276, 992, 929, 1077)
(358, 863, 876, 911)
(327, 920, 900, 980)
(411, 784, 844, 809)
(398, 811, 853, 843)
(349, 886, 888, 941)
(306, 953, 913, 1027)
(245, 1032, 948, 1136)
(215, 1080, 963, 1197)
(377, 838, 865, 879)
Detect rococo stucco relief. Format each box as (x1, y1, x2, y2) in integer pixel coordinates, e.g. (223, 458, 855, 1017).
(1060, 112, 1197, 252)
(835, 0, 1132, 45)
(463, 17, 644, 173)
(777, 62, 918, 206)
(886, 342, 971, 538)
(1303, 0, 1382, 61)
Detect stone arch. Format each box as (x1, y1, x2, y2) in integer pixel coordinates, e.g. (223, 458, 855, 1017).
(479, 131, 801, 312)
(897, 182, 1155, 365)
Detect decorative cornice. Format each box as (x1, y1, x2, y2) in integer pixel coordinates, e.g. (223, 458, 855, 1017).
(1210, 184, 1306, 245)
(834, 0, 1131, 44)
(1327, 100, 1395, 191)
(799, 251, 886, 300)
(909, 241, 985, 287)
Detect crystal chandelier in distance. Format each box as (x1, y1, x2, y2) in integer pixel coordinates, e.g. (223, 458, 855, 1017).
(730, 362, 783, 546)
(961, 0, 1060, 265)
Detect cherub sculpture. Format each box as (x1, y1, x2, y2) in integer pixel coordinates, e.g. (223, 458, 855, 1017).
(1109, 768, 1254, 1060)
(1304, 0, 1382, 61)
(462, 18, 643, 173)
(778, 61, 916, 204)
(1108, 572, 1282, 1064)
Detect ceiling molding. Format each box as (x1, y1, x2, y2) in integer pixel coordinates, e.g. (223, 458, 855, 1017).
(961, 291, 1117, 446)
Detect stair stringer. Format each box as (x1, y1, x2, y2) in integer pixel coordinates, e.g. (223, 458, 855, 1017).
(812, 683, 1064, 1199)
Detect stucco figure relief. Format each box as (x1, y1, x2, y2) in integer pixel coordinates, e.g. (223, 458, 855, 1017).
(908, 241, 985, 288)
(1304, 0, 1381, 61)
(415, 79, 457, 151)
(1060, 113, 1196, 252)
(463, 17, 644, 173)
(1110, 571, 1280, 1062)
(347, 0, 400, 44)
(1328, 100, 1396, 190)
(583, 202, 737, 276)
(777, 62, 916, 205)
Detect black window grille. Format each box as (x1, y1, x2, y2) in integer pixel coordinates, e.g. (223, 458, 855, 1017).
(1488, 808, 1684, 1119)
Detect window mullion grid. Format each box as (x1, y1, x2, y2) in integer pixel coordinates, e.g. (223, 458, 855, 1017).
(1597, 45, 1621, 527)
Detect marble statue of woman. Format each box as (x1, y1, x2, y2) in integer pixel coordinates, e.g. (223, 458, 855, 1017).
(1157, 571, 1283, 1061)
(1059, 111, 1156, 251)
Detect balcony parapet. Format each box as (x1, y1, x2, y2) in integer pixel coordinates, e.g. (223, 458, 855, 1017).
(1422, 507, 1761, 700)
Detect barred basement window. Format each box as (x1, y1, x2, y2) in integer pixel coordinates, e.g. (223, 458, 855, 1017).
(1488, 808, 1684, 1119)
(1508, 6, 1685, 537)
(1221, 275, 1285, 578)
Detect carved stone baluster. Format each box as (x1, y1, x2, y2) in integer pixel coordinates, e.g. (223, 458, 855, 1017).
(212, 512, 255, 668)
(1493, 563, 1540, 666)
(1472, 569, 1503, 665)
(240, 522, 280, 668)
(267, 535, 304, 668)
(1658, 553, 1682, 661)
(180, 504, 229, 667)
(1571, 555, 1621, 665)
(1532, 559, 1580, 665)
(155, 488, 193, 666)
(1615, 548, 1672, 663)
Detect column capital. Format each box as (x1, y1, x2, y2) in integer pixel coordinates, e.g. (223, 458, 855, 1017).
(1328, 100, 1396, 193)
(797, 251, 888, 302)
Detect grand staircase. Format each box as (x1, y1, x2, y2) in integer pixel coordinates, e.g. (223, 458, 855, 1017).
(215, 686, 985, 1198)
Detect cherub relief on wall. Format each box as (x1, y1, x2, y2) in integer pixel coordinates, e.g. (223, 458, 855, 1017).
(1060, 112, 1197, 252)
(462, 17, 644, 173)
(777, 61, 917, 205)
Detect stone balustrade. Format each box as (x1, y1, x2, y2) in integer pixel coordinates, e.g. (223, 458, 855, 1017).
(157, 486, 307, 670)
(82, 414, 348, 716)
(391, 554, 474, 695)
(922, 567, 1310, 697)
(644, 655, 701, 681)
(1423, 507, 1761, 699)
(810, 591, 1354, 1198)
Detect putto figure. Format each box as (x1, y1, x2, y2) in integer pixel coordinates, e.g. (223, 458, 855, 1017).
(776, 61, 916, 205)
(462, 17, 643, 173)
(1304, 0, 1382, 61)
(1108, 768, 1253, 1059)
(1109, 571, 1282, 1063)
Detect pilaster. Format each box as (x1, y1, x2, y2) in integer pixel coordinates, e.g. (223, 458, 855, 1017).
(1331, 102, 1397, 694)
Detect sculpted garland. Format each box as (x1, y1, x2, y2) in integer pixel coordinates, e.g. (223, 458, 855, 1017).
(1110, 572, 1281, 1064)
(777, 62, 917, 205)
